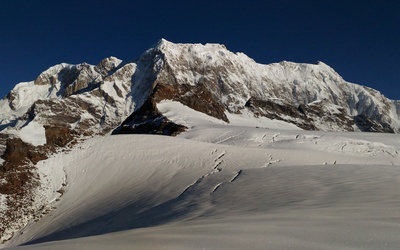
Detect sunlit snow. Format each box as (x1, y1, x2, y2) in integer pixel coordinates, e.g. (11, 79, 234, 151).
(2, 101, 400, 250)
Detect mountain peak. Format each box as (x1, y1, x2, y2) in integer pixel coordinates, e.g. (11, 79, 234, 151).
(95, 56, 123, 75)
(0, 39, 399, 136)
(154, 38, 171, 48)
(143, 40, 399, 133)
(1, 40, 400, 243)
(154, 39, 228, 55)
(33, 63, 72, 86)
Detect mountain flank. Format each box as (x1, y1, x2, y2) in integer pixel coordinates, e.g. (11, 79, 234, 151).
(0, 39, 399, 242)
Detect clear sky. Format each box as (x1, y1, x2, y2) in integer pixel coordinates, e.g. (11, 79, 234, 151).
(1, 0, 399, 100)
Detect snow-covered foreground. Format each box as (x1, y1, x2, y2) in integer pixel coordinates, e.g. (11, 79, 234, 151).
(3, 102, 400, 249)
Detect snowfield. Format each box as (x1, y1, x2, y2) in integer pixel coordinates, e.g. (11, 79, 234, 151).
(2, 101, 400, 249)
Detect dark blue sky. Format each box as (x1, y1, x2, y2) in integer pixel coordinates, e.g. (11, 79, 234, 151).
(1, 0, 399, 100)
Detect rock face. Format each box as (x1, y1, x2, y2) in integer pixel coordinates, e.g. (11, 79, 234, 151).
(112, 96, 187, 136)
(1, 39, 399, 139)
(0, 58, 141, 242)
(147, 40, 399, 133)
(0, 39, 400, 242)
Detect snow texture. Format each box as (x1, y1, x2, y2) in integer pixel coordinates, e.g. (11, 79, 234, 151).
(1, 39, 400, 249)
(153, 39, 400, 132)
(2, 101, 400, 249)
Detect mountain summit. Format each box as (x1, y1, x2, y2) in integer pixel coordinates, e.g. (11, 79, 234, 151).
(0, 39, 400, 243)
(142, 39, 400, 133)
(1, 39, 399, 138)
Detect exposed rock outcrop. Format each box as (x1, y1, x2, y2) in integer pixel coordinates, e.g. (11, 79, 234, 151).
(147, 40, 399, 132)
(0, 39, 400, 242)
(113, 96, 186, 136)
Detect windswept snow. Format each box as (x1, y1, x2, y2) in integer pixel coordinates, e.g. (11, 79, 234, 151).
(2, 102, 400, 249)
(157, 100, 301, 130)
(1, 40, 400, 249)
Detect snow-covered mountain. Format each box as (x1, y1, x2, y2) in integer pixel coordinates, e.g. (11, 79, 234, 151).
(2, 103, 400, 249)
(150, 39, 399, 133)
(1, 39, 400, 248)
(1, 39, 399, 138)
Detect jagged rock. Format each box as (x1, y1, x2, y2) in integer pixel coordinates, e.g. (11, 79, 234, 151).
(152, 82, 229, 123)
(44, 126, 77, 148)
(113, 95, 186, 136)
(1, 138, 46, 172)
(2, 39, 399, 136)
(149, 40, 399, 132)
(354, 115, 394, 133)
(0, 38, 400, 243)
(95, 56, 123, 76)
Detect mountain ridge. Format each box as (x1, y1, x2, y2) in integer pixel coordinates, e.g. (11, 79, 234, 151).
(0, 39, 399, 243)
(1, 38, 399, 135)
(149, 39, 399, 132)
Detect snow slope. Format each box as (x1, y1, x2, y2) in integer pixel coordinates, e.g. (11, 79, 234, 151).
(2, 39, 398, 138)
(3, 102, 400, 249)
(153, 39, 400, 132)
(1, 39, 400, 248)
